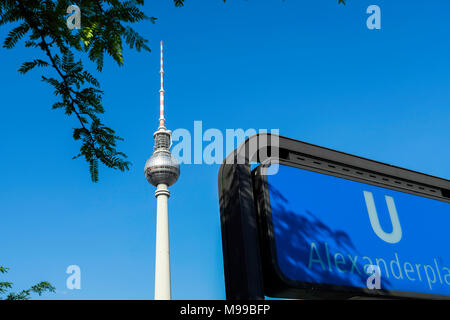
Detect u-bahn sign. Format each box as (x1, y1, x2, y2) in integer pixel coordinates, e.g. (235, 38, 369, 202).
(218, 134, 450, 299)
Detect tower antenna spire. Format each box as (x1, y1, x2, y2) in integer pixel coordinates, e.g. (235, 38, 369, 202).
(159, 41, 165, 128)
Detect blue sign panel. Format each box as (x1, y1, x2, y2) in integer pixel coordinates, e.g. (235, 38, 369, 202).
(266, 164, 450, 296)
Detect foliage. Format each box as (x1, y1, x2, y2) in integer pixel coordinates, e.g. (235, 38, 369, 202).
(0, 266, 55, 300)
(0, 0, 345, 182)
(0, 0, 156, 182)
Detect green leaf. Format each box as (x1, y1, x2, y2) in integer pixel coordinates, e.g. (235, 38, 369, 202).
(3, 22, 29, 49)
(18, 59, 49, 74)
(0, 265, 55, 300)
(0, 266, 9, 274)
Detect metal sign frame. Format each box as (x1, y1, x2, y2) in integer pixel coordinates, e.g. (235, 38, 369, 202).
(218, 133, 450, 300)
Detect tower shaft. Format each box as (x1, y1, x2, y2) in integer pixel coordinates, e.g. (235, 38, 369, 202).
(154, 183, 171, 300)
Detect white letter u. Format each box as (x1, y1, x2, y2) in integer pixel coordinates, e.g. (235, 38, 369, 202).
(363, 191, 402, 244)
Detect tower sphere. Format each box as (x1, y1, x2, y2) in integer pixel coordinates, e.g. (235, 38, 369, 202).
(144, 149, 180, 187)
(145, 128, 180, 187)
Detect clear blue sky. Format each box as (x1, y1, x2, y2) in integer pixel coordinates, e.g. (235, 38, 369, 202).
(0, 0, 449, 299)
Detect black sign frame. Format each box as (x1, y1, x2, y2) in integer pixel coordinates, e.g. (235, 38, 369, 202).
(218, 133, 450, 300)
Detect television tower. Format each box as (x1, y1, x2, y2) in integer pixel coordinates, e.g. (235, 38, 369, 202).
(144, 41, 180, 300)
